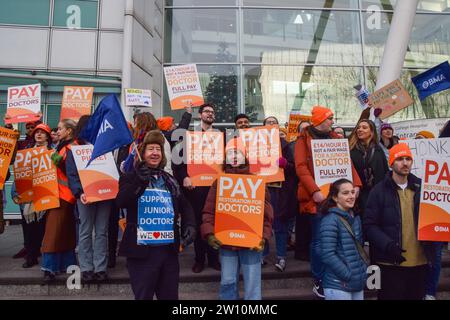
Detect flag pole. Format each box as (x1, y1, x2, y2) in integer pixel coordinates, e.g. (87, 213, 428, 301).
(133, 142, 142, 161)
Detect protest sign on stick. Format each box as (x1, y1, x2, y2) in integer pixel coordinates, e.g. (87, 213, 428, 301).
(164, 64, 204, 110)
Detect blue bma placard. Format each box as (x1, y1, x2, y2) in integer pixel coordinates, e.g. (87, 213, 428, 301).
(137, 188, 175, 245)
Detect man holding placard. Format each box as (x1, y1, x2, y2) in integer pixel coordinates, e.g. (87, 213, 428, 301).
(201, 137, 273, 300)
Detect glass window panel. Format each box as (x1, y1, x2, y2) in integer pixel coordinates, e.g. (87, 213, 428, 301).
(166, 0, 236, 5)
(0, 0, 50, 26)
(163, 64, 240, 123)
(4, 183, 20, 214)
(243, 9, 363, 65)
(164, 9, 238, 63)
(362, 1, 450, 12)
(53, 0, 98, 28)
(364, 13, 450, 68)
(366, 67, 450, 121)
(244, 65, 363, 125)
(243, 0, 359, 8)
(47, 104, 62, 129)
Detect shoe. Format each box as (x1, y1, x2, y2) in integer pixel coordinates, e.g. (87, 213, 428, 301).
(209, 261, 221, 271)
(261, 258, 267, 266)
(312, 280, 325, 299)
(107, 255, 116, 268)
(43, 271, 56, 283)
(95, 271, 108, 282)
(425, 295, 436, 300)
(13, 247, 27, 259)
(81, 271, 95, 284)
(191, 262, 204, 273)
(22, 259, 38, 268)
(275, 259, 286, 272)
(294, 251, 310, 262)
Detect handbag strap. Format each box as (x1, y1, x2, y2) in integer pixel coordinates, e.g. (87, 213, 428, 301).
(337, 216, 370, 265)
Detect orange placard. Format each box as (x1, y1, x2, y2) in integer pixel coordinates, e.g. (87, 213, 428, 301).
(71, 145, 119, 203)
(60, 86, 93, 121)
(187, 131, 224, 186)
(32, 150, 60, 211)
(0, 127, 19, 189)
(214, 174, 266, 248)
(287, 113, 311, 143)
(418, 158, 450, 241)
(13, 146, 47, 203)
(5, 84, 42, 124)
(239, 126, 285, 183)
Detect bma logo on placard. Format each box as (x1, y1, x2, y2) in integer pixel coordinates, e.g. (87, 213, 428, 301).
(422, 74, 446, 90)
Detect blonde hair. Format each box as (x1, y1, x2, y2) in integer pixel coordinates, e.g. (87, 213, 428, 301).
(60, 119, 77, 140)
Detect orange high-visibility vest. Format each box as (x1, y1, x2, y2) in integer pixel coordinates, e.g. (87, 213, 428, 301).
(56, 144, 76, 204)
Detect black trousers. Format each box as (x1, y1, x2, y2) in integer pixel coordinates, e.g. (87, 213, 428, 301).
(126, 246, 179, 300)
(378, 264, 428, 300)
(295, 213, 312, 258)
(24, 219, 45, 262)
(108, 203, 120, 258)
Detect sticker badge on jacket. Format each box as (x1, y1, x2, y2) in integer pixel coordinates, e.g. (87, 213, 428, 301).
(137, 188, 175, 245)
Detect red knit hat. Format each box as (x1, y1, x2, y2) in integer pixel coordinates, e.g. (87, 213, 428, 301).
(389, 143, 413, 166)
(311, 106, 334, 127)
(32, 123, 51, 136)
(156, 117, 174, 131)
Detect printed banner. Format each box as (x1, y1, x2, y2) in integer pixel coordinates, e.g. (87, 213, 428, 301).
(403, 138, 450, 179)
(187, 131, 224, 186)
(164, 64, 204, 110)
(286, 112, 311, 143)
(6, 84, 41, 124)
(32, 150, 59, 211)
(71, 145, 119, 203)
(0, 127, 19, 190)
(239, 126, 285, 183)
(13, 146, 47, 203)
(391, 118, 450, 139)
(214, 174, 265, 248)
(412, 61, 450, 101)
(368, 79, 414, 119)
(418, 158, 450, 241)
(124, 88, 152, 107)
(137, 189, 175, 245)
(60, 86, 94, 121)
(311, 139, 353, 195)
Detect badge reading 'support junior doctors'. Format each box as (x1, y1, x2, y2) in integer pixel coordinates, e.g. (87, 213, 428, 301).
(137, 189, 175, 245)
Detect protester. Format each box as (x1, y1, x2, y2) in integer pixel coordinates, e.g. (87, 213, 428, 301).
(364, 143, 437, 300)
(319, 179, 368, 300)
(201, 137, 273, 300)
(263, 116, 278, 127)
(294, 105, 362, 298)
(116, 130, 196, 300)
(235, 114, 250, 129)
(65, 115, 112, 283)
(40, 119, 78, 282)
(379, 123, 399, 160)
(349, 119, 389, 217)
(51, 127, 59, 148)
(173, 103, 221, 273)
(332, 127, 345, 139)
(12, 123, 53, 268)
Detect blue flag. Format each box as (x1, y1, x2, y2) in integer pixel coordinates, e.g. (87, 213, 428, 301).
(79, 94, 133, 166)
(412, 61, 450, 101)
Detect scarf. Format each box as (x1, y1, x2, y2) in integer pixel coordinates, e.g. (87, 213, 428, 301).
(356, 141, 376, 189)
(146, 167, 181, 198)
(309, 126, 331, 139)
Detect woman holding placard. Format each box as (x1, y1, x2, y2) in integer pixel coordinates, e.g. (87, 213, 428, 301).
(116, 130, 196, 300)
(40, 119, 77, 282)
(319, 179, 368, 300)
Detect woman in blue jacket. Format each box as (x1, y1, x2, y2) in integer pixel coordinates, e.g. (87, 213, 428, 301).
(319, 179, 368, 300)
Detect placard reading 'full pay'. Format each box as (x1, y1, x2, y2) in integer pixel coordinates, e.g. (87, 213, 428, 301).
(418, 158, 450, 242)
(32, 150, 59, 211)
(71, 145, 119, 203)
(6, 84, 42, 124)
(214, 174, 265, 248)
(0, 127, 19, 190)
(311, 139, 353, 195)
(164, 64, 204, 110)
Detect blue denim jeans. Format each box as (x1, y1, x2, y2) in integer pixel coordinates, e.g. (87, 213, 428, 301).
(274, 216, 288, 259)
(77, 200, 111, 273)
(425, 242, 444, 296)
(310, 214, 324, 281)
(219, 248, 262, 300)
(324, 288, 364, 300)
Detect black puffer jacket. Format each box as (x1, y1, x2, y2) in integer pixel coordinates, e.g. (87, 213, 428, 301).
(363, 172, 436, 265)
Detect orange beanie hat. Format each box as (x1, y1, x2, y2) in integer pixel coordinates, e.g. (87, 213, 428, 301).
(415, 130, 435, 139)
(157, 117, 174, 131)
(311, 106, 334, 127)
(389, 143, 413, 166)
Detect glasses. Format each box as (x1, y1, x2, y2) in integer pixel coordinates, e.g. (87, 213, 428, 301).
(202, 110, 215, 114)
(26, 126, 35, 130)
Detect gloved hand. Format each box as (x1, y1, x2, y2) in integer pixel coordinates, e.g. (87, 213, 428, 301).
(251, 239, 265, 252)
(374, 108, 383, 118)
(386, 242, 406, 264)
(136, 161, 151, 184)
(181, 225, 196, 248)
(207, 234, 222, 250)
(51, 152, 63, 167)
(277, 157, 288, 169)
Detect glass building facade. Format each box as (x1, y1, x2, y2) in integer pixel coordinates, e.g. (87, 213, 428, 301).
(163, 0, 450, 126)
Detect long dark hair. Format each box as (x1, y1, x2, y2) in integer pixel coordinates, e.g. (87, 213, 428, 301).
(348, 119, 378, 150)
(319, 178, 354, 215)
(73, 115, 91, 145)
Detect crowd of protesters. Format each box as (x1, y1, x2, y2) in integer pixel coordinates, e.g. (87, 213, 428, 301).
(0, 102, 448, 302)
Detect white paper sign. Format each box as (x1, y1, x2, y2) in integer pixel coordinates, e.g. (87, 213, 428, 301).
(125, 88, 152, 107)
(391, 118, 450, 139)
